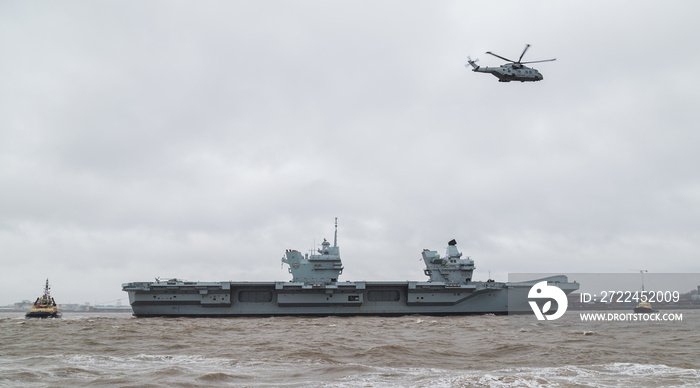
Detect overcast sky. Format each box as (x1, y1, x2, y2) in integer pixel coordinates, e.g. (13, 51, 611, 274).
(2, 1, 699, 306)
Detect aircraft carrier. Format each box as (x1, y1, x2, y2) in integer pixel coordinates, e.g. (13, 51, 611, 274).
(122, 221, 578, 317)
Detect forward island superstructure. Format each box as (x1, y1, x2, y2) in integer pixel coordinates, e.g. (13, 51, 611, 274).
(122, 221, 578, 317)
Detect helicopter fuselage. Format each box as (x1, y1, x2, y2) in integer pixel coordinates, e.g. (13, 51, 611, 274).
(466, 44, 554, 83)
(467, 62, 543, 82)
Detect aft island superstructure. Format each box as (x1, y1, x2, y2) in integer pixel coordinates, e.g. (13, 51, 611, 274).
(122, 222, 578, 317)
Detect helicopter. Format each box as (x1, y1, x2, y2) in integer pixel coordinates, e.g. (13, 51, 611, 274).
(465, 44, 555, 82)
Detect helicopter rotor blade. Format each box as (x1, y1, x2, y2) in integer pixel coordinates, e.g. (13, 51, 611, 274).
(485, 51, 515, 63)
(518, 44, 531, 63)
(520, 58, 557, 64)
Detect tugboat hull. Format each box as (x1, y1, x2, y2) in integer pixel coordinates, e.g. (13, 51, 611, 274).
(633, 301, 657, 314)
(25, 311, 62, 319)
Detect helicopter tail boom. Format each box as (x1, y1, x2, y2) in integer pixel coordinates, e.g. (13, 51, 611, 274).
(465, 56, 480, 71)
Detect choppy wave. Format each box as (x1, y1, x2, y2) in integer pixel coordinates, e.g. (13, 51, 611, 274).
(1, 312, 699, 387)
(3, 356, 698, 387)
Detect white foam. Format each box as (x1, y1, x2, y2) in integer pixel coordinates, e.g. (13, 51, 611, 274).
(5, 354, 700, 388)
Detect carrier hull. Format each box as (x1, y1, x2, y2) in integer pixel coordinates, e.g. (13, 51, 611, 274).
(123, 223, 578, 317)
(122, 276, 577, 317)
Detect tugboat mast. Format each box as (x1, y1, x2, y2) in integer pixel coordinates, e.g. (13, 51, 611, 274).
(43, 278, 51, 299)
(639, 269, 648, 291)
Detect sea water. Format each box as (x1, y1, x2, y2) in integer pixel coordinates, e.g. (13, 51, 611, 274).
(1, 311, 699, 387)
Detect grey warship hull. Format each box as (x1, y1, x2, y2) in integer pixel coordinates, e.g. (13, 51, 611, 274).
(123, 277, 576, 317)
(123, 222, 578, 317)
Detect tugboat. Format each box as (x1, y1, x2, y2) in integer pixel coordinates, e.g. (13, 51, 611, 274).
(633, 270, 657, 314)
(25, 279, 62, 318)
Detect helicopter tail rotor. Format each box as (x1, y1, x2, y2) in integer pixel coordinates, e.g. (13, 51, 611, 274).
(465, 56, 480, 70)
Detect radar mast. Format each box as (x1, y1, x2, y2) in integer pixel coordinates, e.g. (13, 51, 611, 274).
(333, 217, 338, 247)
